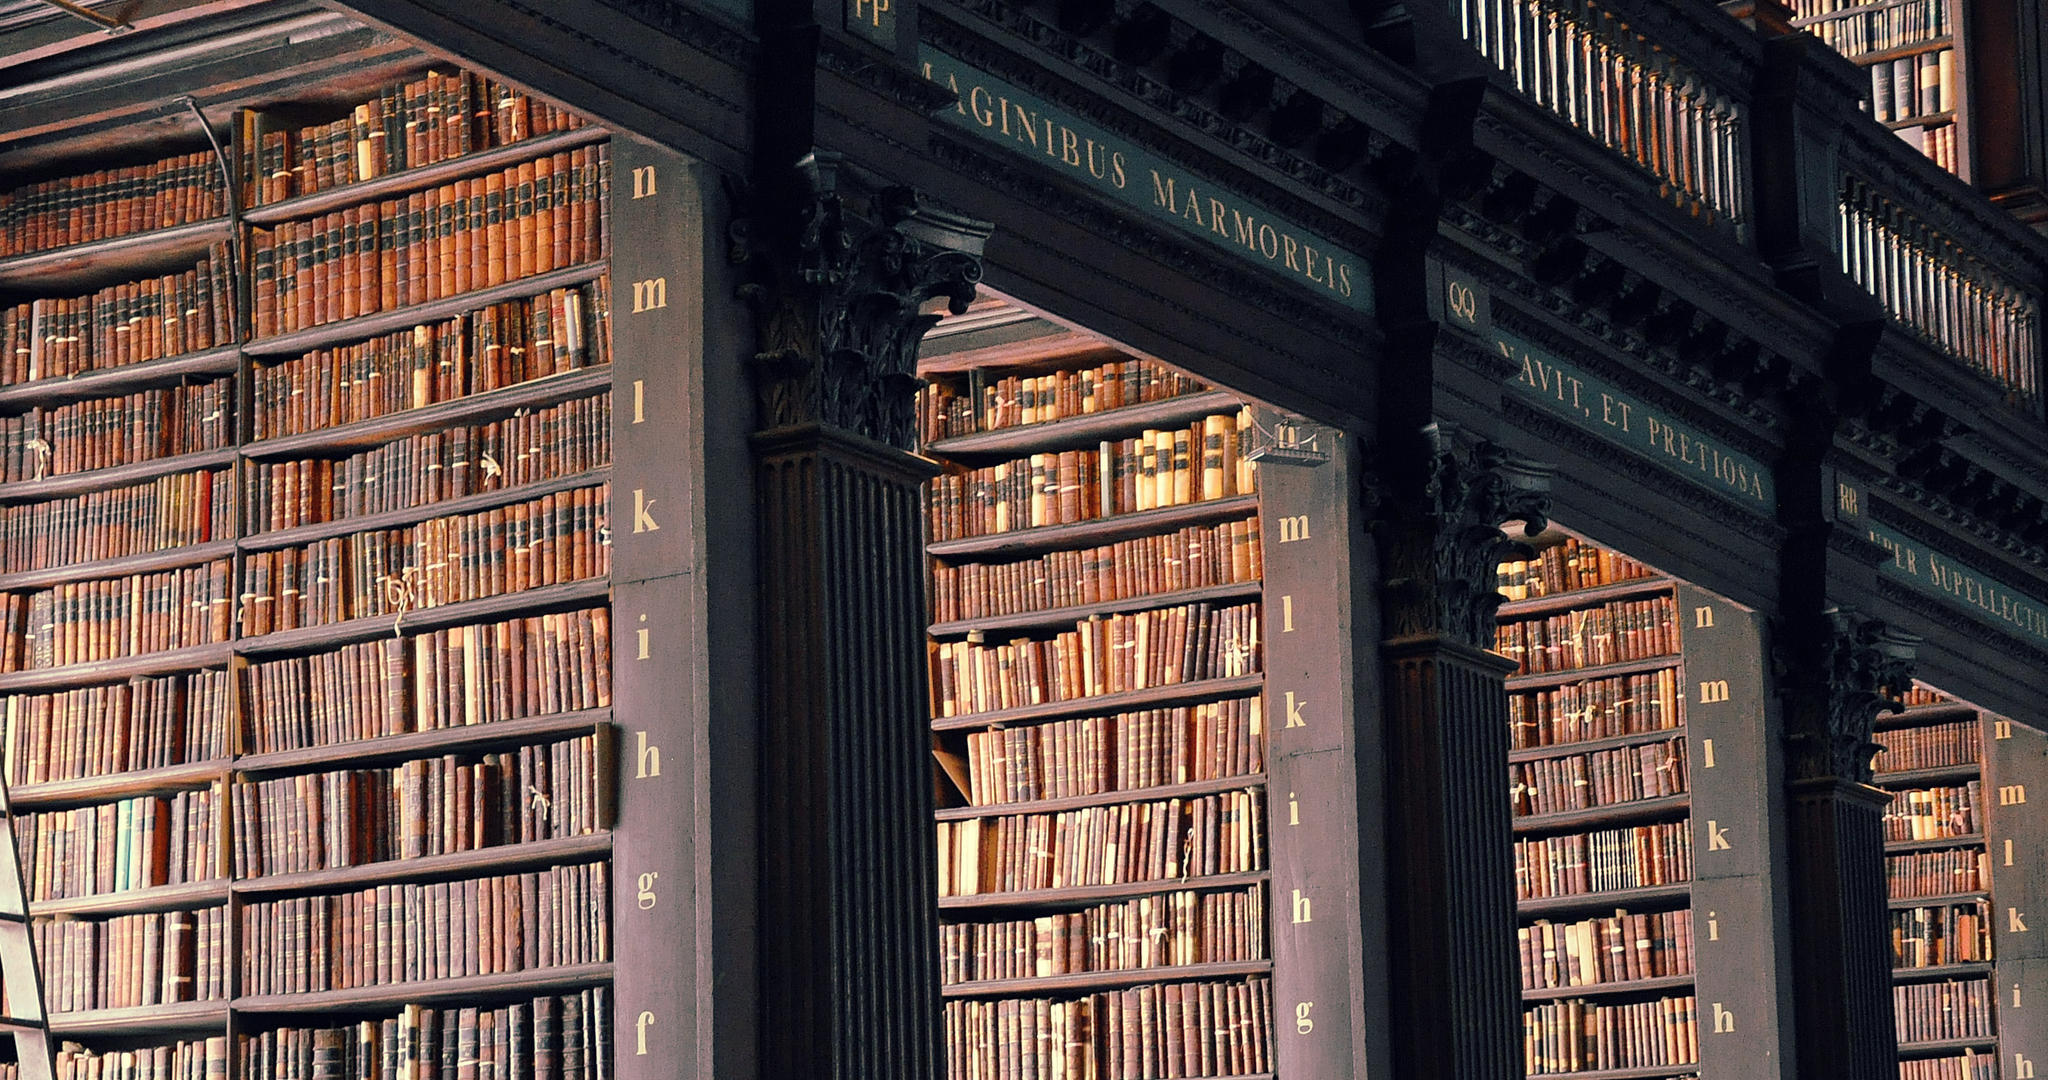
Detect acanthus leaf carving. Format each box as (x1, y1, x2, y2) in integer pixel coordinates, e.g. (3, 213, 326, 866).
(1776, 608, 1917, 784)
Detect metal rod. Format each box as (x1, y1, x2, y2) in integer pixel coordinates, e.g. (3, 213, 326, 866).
(33, 0, 129, 33)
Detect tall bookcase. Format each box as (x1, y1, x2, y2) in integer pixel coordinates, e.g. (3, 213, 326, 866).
(0, 57, 621, 1080)
(1791, 0, 1971, 175)
(1877, 687, 2048, 1080)
(915, 299, 1386, 1080)
(1494, 534, 1783, 1080)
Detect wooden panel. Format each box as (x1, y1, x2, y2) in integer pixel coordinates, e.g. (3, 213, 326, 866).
(1988, 713, 2048, 1074)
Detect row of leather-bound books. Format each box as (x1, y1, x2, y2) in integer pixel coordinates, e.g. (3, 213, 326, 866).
(239, 861, 608, 994)
(0, 149, 227, 256)
(248, 282, 609, 439)
(13, 787, 222, 901)
(0, 562, 234, 670)
(1517, 907, 1694, 991)
(0, 247, 236, 382)
(0, 379, 233, 483)
(36, 906, 230, 1009)
(239, 606, 613, 752)
(1900, 1054, 1996, 1080)
(1882, 782, 1983, 842)
(917, 358, 1209, 442)
(1495, 538, 1657, 601)
(1895, 978, 1995, 1042)
(1888, 846, 1990, 899)
(238, 992, 612, 1080)
(1507, 669, 1681, 750)
(229, 732, 604, 875)
(1891, 899, 1993, 969)
(1508, 736, 1689, 818)
(2, 671, 232, 786)
(53, 1038, 226, 1080)
(1874, 719, 1982, 772)
(939, 885, 1267, 984)
(1513, 821, 1695, 900)
(928, 520, 1262, 625)
(239, 69, 588, 207)
(956, 698, 1264, 806)
(942, 976, 1276, 1080)
(926, 414, 1258, 543)
(237, 483, 611, 634)
(1493, 594, 1680, 676)
(928, 601, 1262, 719)
(0, 469, 232, 574)
(248, 145, 609, 338)
(1521, 995, 1700, 1076)
(938, 792, 1266, 897)
(247, 393, 610, 532)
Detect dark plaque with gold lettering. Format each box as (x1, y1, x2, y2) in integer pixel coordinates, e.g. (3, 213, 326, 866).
(1987, 715, 2047, 1077)
(1256, 409, 1387, 1080)
(1678, 584, 1789, 1078)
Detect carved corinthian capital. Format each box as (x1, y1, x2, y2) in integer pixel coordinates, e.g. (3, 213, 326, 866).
(1380, 423, 1554, 647)
(1777, 609, 1917, 784)
(734, 151, 991, 448)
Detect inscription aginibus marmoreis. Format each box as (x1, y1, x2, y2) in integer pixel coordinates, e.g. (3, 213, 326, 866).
(1865, 523, 2048, 648)
(919, 50, 1372, 315)
(1495, 331, 1773, 508)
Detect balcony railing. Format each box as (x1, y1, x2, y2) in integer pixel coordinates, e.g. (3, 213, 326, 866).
(1837, 158, 2044, 411)
(1452, 0, 1749, 236)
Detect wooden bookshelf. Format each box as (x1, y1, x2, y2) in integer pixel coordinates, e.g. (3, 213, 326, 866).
(936, 870, 1272, 911)
(241, 126, 608, 225)
(241, 261, 608, 358)
(939, 959, 1275, 998)
(0, 344, 239, 411)
(0, 219, 232, 289)
(925, 494, 1259, 559)
(1519, 973, 1696, 1003)
(927, 579, 1262, 639)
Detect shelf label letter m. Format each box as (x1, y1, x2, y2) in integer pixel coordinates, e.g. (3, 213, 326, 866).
(632, 277, 668, 312)
(1277, 514, 1309, 543)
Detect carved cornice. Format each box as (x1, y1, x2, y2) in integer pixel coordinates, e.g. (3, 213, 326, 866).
(817, 33, 959, 113)
(1378, 423, 1553, 647)
(551, 0, 754, 112)
(734, 152, 991, 449)
(1873, 577, 2048, 670)
(1775, 609, 1916, 785)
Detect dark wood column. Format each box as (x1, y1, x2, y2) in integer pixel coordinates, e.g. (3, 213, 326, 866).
(1775, 608, 1917, 1080)
(1377, 418, 1552, 1080)
(736, 152, 989, 1080)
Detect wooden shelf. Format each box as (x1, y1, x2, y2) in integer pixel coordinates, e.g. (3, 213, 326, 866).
(242, 365, 612, 460)
(232, 961, 613, 1013)
(926, 495, 1259, 560)
(242, 128, 609, 225)
(1496, 577, 1675, 619)
(930, 673, 1265, 732)
(925, 390, 1244, 458)
(234, 832, 611, 898)
(234, 577, 609, 657)
(0, 538, 236, 592)
(929, 581, 1262, 639)
(0, 642, 233, 694)
(0, 344, 239, 412)
(1884, 833, 1985, 854)
(940, 959, 1272, 998)
(1877, 702, 1980, 730)
(1896, 1036, 1999, 1056)
(46, 1000, 227, 1036)
(1519, 1066, 1698, 1080)
(1874, 762, 1982, 787)
(1893, 961, 1995, 982)
(1520, 972, 1695, 1003)
(1504, 655, 1682, 693)
(236, 708, 612, 775)
(27, 879, 229, 918)
(1512, 794, 1690, 837)
(1508, 727, 1687, 765)
(1889, 890, 1990, 909)
(939, 870, 1269, 911)
(8, 759, 227, 809)
(243, 262, 608, 358)
(0, 219, 232, 290)
(935, 774, 1268, 822)
(1517, 883, 1692, 920)
(1850, 36, 1953, 67)
(0, 447, 237, 505)
(1887, 110, 1956, 131)
(242, 466, 613, 553)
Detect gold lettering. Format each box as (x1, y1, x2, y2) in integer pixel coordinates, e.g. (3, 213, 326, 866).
(1694, 605, 1714, 629)
(1706, 820, 1732, 851)
(2016, 982, 2024, 1010)
(1707, 911, 1720, 942)
(1712, 1003, 1735, 1034)
(633, 488, 660, 533)
(2018, 1054, 2036, 1079)
(631, 165, 656, 199)
(635, 731, 661, 778)
(1149, 170, 1176, 211)
(637, 613, 652, 661)
(636, 871, 659, 910)
(2010, 907, 2030, 933)
(1997, 719, 2015, 739)
(632, 379, 647, 424)
(1446, 280, 1478, 325)
(1281, 595, 1295, 633)
(1698, 680, 1730, 704)
(1701, 738, 1717, 769)
(2002, 784, 2028, 806)
(1278, 514, 1310, 543)
(1110, 152, 1127, 189)
(1294, 1002, 1314, 1035)
(636, 1012, 656, 1056)
(631, 277, 668, 312)
(1287, 791, 1300, 826)
(1284, 691, 1307, 729)
(969, 87, 996, 127)
(1836, 482, 1860, 516)
(1291, 888, 1312, 923)
(1281, 233, 1302, 272)
(2007, 838, 2017, 867)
